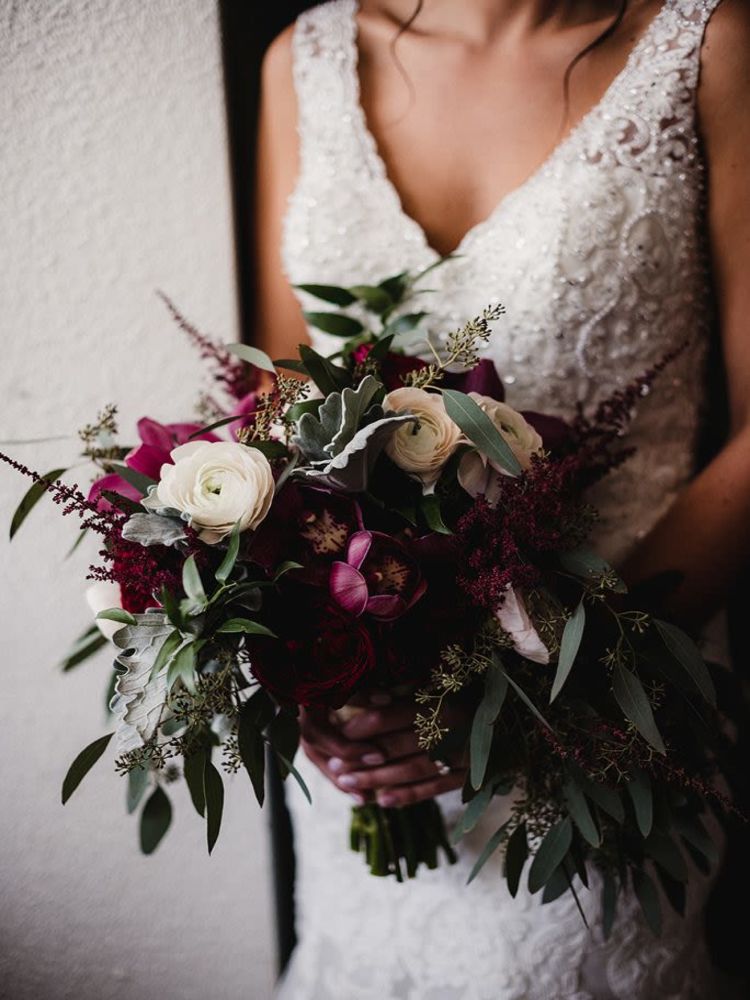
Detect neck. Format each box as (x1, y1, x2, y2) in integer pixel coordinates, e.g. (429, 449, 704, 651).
(369, 0, 624, 44)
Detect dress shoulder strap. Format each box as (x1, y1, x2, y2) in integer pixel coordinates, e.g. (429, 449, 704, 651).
(657, 0, 726, 88)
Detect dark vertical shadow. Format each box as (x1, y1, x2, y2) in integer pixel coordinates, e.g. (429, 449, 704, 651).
(217, 0, 317, 980)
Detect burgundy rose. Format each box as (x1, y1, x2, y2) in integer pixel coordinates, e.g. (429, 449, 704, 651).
(246, 588, 376, 708)
(329, 530, 427, 621)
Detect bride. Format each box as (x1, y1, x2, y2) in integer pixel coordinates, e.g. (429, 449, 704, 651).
(253, 1, 747, 997)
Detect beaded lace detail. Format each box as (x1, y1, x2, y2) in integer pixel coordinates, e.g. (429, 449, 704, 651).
(278, 2, 723, 997)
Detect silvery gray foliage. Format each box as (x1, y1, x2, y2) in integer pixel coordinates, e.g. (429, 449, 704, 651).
(111, 611, 175, 752)
(121, 512, 187, 547)
(292, 375, 416, 491)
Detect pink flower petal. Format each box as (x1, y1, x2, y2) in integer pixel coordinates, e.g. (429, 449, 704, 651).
(346, 530, 373, 570)
(137, 417, 172, 451)
(365, 594, 406, 621)
(329, 561, 369, 616)
(125, 443, 166, 479)
(88, 473, 142, 512)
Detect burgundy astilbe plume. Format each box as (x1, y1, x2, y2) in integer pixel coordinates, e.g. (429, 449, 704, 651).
(157, 291, 258, 402)
(455, 453, 591, 611)
(0, 451, 123, 537)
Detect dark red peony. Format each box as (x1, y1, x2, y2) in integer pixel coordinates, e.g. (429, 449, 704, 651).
(245, 586, 376, 708)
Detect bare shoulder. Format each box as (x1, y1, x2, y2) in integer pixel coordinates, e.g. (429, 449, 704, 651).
(260, 22, 296, 96)
(699, 0, 750, 120)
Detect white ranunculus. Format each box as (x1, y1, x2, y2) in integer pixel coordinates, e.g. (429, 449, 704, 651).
(458, 394, 543, 502)
(146, 440, 274, 544)
(496, 587, 549, 665)
(85, 580, 123, 641)
(383, 387, 463, 491)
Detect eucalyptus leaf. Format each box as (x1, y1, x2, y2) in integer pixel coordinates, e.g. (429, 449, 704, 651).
(626, 770, 654, 838)
(127, 765, 150, 814)
(203, 757, 225, 854)
(217, 618, 277, 637)
(470, 660, 508, 789)
(442, 389, 522, 475)
(238, 702, 267, 806)
(579, 777, 625, 824)
(183, 752, 206, 816)
(298, 344, 351, 396)
(273, 560, 304, 582)
(653, 619, 716, 707)
(215, 522, 241, 583)
(559, 546, 627, 591)
(504, 822, 529, 898)
(61, 732, 113, 804)
(349, 284, 392, 314)
(108, 463, 156, 496)
(273, 358, 309, 376)
(140, 786, 172, 854)
(420, 494, 452, 535)
(672, 813, 719, 866)
(10, 467, 66, 539)
(632, 868, 662, 935)
(122, 512, 187, 547)
(382, 312, 428, 337)
(564, 778, 601, 847)
(467, 822, 509, 884)
(451, 783, 495, 844)
(96, 608, 137, 626)
(182, 555, 206, 608)
(541, 864, 571, 904)
(528, 818, 573, 894)
(295, 283, 357, 306)
(612, 663, 666, 754)
(644, 832, 688, 882)
(551, 602, 585, 703)
(60, 627, 107, 672)
(274, 751, 312, 804)
(303, 311, 364, 339)
(501, 667, 552, 730)
(187, 415, 240, 439)
(226, 342, 277, 373)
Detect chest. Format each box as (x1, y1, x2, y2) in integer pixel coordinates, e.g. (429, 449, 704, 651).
(355, 3, 665, 257)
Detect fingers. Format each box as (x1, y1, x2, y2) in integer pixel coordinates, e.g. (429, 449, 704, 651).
(335, 753, 444, 792)
(299, 738, 370, 805)
(339, 703, 418, 740)
(300, 708, 384, 765)
(375, 771, 467, 808)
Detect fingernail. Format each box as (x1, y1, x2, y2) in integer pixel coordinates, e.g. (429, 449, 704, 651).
(361, 752, 385, 766)
(328, 757, 345, 774)
(377, 793, 397, 807)
(369, 692, 392, 706)
(338, 774, 359, 788)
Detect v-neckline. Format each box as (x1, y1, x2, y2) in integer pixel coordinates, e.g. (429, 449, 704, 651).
(345, 0, 671, 261)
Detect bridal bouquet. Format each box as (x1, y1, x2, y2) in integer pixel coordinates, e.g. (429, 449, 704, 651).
(2, 266, 727, 935)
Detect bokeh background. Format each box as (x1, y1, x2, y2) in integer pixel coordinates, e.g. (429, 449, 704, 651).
(0, 2, 275, 997)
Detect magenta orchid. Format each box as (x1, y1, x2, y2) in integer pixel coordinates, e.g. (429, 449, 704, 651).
(330, 530, 427, 621)
(88, 417, 219, 511)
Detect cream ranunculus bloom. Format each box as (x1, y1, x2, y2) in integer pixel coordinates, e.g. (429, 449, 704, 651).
(458, 393, 543, 502)
(146, 440, 274, 544)
(383, 387, 463, 491)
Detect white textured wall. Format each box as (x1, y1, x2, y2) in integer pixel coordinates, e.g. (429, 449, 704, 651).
(0, 3, 274, 998)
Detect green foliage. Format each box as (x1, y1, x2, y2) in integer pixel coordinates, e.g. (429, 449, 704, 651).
(504, 822, 529, 898)
(442, 389, 522, 475)
(550, 602, 585, 703)
(60, 625, 107, 672)
(470, 658, 508, 789)
(612, 663, 666, 754)
(9, 467, 66, 539)
(467, 822, 509, 884)
(226, 343, 276, 373)
(203, 757, 224, 854)
(653, 619, 716, 706)
(140, 786, 172, 854)
(61, 732, 113, 804)
(126, 765, 149, 815)
(527, 818, 573, 894)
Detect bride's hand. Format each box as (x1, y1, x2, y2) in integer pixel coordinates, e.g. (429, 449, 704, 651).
(300, 698, 467, 807)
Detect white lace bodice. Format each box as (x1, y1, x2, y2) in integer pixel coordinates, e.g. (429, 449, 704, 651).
(276, 2, 724, 998)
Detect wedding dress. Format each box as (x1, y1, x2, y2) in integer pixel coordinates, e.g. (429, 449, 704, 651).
(275, 2, 726, 997)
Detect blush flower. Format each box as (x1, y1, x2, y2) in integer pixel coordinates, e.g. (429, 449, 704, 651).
(458, 394, 543, 502)
(495, 587, 549, 665)
(145, 440, 274, 544)
(383, 387, 463, 491)
(329, 530, 427, 621)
